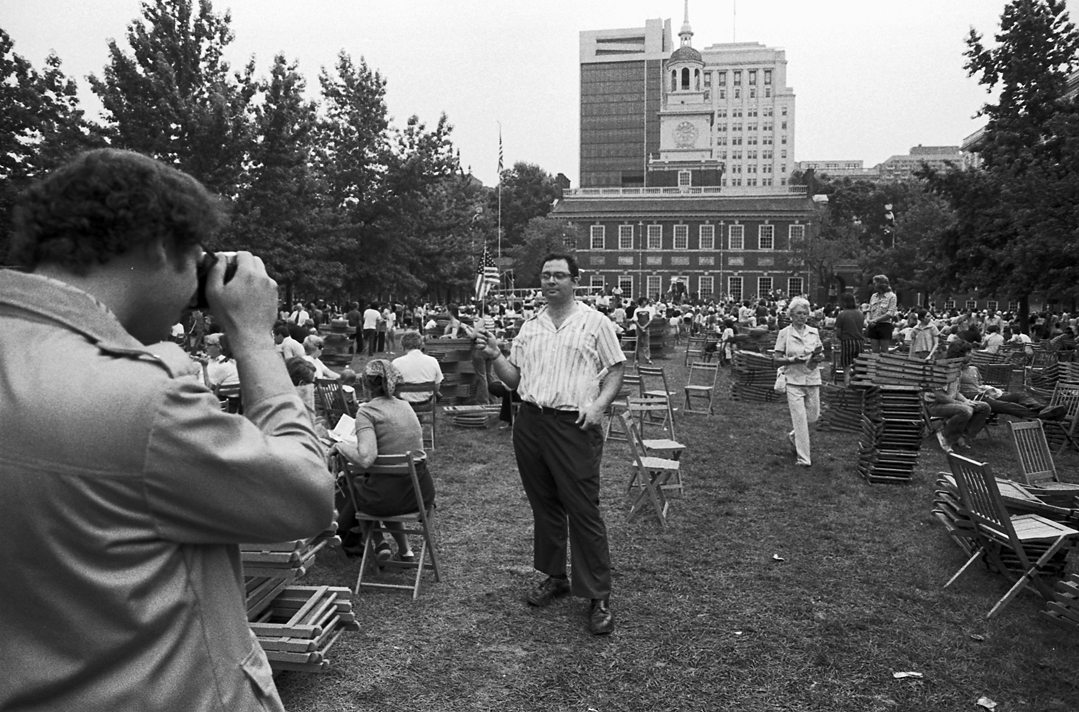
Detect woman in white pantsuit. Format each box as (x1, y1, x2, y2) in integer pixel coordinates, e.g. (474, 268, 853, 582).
(773, 298, 824, 467)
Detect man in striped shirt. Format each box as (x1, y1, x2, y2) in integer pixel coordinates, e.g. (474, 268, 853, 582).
(476, 253, 625, 635)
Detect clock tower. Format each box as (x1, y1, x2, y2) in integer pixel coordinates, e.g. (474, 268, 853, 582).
(652, 0, 723, 187)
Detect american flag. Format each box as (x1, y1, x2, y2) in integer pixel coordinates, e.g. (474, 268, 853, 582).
(497, 128, 503, 179)
(475, 247, 500, 301)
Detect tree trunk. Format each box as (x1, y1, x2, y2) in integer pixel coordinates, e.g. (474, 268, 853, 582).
(1018, 294, 1030, 335)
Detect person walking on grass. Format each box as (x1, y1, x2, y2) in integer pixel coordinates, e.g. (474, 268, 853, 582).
(774, 297, 824, 467)
(475, 252, 625, 635)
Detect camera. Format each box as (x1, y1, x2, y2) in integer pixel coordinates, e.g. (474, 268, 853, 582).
(191, 251, 238, 310)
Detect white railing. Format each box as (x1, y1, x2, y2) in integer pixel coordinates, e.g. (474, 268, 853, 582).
(563, 185, 807, 198)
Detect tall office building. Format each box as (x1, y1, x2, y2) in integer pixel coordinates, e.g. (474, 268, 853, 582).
(579, 2, 796, 192)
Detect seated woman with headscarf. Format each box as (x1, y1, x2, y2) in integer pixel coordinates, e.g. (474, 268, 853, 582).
(923, 341, 992, 452)
(332, 360, 435, 562)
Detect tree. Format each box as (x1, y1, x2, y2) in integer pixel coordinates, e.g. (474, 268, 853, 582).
(508, 218, 580, 287)
(89, 0, 256, 195)
(923, 0, 1079, 328)
(490, 162, 562, 250)
(1, 30, 103, 263)
(228, 54, 335, 306)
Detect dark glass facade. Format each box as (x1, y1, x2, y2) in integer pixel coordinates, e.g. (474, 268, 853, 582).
(580, 60, 663, 188)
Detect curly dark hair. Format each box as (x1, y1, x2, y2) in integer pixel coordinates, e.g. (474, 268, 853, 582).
(9, 149, 226, 272)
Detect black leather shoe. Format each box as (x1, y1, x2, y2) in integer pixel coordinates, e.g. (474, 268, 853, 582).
(1039, 405, 1067, 421)
(526, 576, 570, 607)
(590, 598, 614, 635)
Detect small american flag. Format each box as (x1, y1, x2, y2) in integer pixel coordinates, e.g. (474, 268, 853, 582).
(475, 247, 500, 301)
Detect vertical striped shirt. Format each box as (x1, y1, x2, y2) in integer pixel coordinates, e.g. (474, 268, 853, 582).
(510, 302, 625, 411)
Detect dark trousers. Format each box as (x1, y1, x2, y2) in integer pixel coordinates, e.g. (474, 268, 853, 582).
(488, 381, 521, 423)
(363, 329, 376, 356)
(513, 403, 611, 600)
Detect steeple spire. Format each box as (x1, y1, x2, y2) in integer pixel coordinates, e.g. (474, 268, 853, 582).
(679, 0, 693, 47)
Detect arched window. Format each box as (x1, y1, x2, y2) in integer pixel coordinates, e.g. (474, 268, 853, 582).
(671, 70, 677, 92)
(681, 67, 690, 91)
(694, 69, 700, 91)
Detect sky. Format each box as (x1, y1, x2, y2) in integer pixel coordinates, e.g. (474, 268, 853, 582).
(4, 0, 1077, 187)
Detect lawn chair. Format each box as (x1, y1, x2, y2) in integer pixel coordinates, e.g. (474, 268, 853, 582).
(343, 451, 441, 599)
(1008, 420, 1079, 498)
(683, 361, 720, 415)
(684, 335, 707, 367)
(1044, 382, 1079, 455)
(944, 452, 1079, 618)
(620, 333, 637, 366)
(395, 380, 438, 451)
(621, 413, 678, 528)
(621, 410, 684, 494)
(626, 396, 677, 443)
(604, 372, 640, 442)
(637, 364, 677, 435)
(315, 378, 355, 426)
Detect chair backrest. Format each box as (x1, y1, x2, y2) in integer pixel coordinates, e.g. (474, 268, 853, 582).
(978, 363, 1013, 390)
(395, 380, 437, 407)
(344, 450, 429, 517)
(946, 452, 1017, 546)
(687, 361, 720, 388)
(315, 378, 353, 422)
(619, 413, 647, 465)
(1009, 419, 1059, 487)
(1049, 383, 1079, 422)
(636, 365, 670, 395)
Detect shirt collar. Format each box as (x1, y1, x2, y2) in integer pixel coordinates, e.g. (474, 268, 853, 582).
(0, 269, 147, 354)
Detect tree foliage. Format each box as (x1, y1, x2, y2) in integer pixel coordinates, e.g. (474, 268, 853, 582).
(508, 217, 580, 288)
(923, 0, 1079, 325)
(490, 162, 562, 250)
(88, 0, 256, 195)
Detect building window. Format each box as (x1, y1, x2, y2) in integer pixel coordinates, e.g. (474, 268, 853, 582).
(590, 225, 605, 250)
(731, 178, 742, 187)
(789, 224, 806, 242)
(758, 277, 773, 298)
(699, 224, 715, 250)
(759, 225, 774, 250)
(749, 70, 757, 85)
(781, 149, 787, 158)
(728, 276, 743, 302)
(782, 107, 788, 116)
(646, 275, 662, 300)
(618, 225, 634, 250)
(750, 88, 756, 99)
(966, 299, 978, 311)
(731, 164, 742, 173)
(1007, 301, 1018, 312)
(945, 299, 957, 310)
(699, 275, 714, 298)
(716, 108, 727, 119)
(678, 170, 692, 187)
(719, 89, 726, 100)
(764, 87, 771, 98)
(732, 137, 742, 146)
(618, 275, 633, 301)
(747, 178, 757, 186)
(647, 224, 662, 250)
(747, 164, 757, 174)
(718, 71, 726, 84)
(986, 300, 999, 312)
(674, 224, 689, 250)
(762, 178, 773, 186)
(733, 70, 741, 85)
(765, 69, 772, 85)
(788, 277, 803, 296)
(729, 224, 744, 250)
(734, 88, 740, 99)
(589, 274, 604, 291)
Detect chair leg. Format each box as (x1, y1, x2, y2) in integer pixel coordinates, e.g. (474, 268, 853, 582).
(944, 548, 985, 588)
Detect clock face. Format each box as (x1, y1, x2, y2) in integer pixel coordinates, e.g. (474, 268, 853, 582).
(674, 121, 698, 148)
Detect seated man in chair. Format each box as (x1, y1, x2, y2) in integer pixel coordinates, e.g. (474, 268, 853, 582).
(392, 330, 442, 408)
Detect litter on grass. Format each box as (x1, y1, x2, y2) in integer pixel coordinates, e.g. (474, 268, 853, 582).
(976, 696, 997, 711)
(892, 671, 923, 679)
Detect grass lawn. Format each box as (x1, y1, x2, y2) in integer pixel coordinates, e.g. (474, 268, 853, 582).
(278, 352, 1079, 711)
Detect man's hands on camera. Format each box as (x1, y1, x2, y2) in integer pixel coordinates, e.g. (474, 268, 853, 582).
(205, 251, 278, 355)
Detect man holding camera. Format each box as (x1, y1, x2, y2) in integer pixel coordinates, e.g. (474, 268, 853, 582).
(0, 149, 334, 711)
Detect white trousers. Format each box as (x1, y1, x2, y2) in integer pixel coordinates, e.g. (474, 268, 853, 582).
(785, 384, 820, 466)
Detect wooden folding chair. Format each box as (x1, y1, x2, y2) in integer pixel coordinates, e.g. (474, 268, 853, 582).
(944, 452, 1079, 618)
(1008, 420, 1079, 497)
(636, 364, 677, 436)
(395, 380, 438, 451)
(621, 410, 684, 493)
(343, 451, 441, 599)
(315, 378, 355, 426)
(683, 361, 720, 415)
(684, 336, 706, 367)
(604, 372, 642, 442)
(620, 332, 638, 366)
(621, 413, 678, 527)
(626, 396, 677, 443)
(1044, 382, 1079, 455)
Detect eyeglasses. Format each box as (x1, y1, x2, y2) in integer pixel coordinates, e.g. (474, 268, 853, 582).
(540, 272, 572, 281)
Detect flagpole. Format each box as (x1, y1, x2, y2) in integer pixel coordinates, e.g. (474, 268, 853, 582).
(497, 122, 503, 261)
